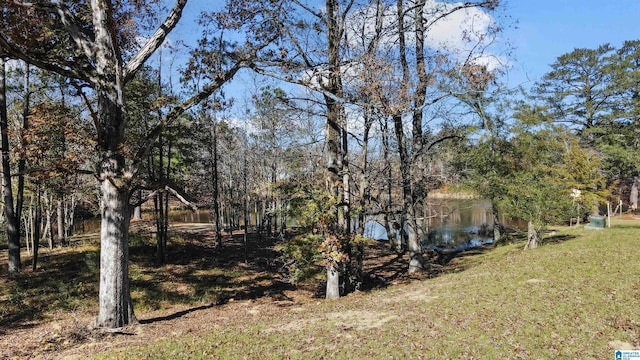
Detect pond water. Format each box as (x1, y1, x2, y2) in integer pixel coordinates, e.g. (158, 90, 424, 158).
(363, 199, 495, 252)
(424, 199, 494, 251)
(73, 200, 496, 252)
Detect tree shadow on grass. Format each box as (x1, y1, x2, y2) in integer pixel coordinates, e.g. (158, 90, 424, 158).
(0, 247, 100, 333)
(361, 241, 408, 290)
(139, 303, 215, 324)
(0, 225, 510, 332)
(127, 229, 296, 321)
(542, 234, 578, 245)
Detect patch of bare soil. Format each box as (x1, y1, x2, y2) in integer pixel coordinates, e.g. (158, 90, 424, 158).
(0, 224, 469, 359)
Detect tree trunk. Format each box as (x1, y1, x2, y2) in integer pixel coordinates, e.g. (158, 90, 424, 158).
(491, 201, 502, 245)
(24, 200, 32, 256)
(163, 141, 172, 259)
(64, 195, 76, 238)
(325, 0, 346, 235)
(407, 0, 429, 273)
(358, 108, 372, 236)
(133, 204, 142, 220)
(154, 132, 168, 265)
(43, 191, 53, 249)
(1, 56, 21, 273)
(630, 176, 639, 210)
(15, 62, 30, 259)
(96, 160, 136, 327)
(93, 0, 135, 325)
(326, 263, 340, 299)
(395, 0, 423, 273)
(154, 193, 166, 264)
(393, 112, 423, 273)
(380, 119, 400, 251)
(525, 220, 538, 250)
(211, 117, 223, 248)
(32, 186, 41, 271)
(243, 149, 249, 262)
(57, 198, 65, 246)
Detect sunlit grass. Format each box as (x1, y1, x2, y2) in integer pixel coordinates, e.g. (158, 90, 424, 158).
(95, 218, 640, 359)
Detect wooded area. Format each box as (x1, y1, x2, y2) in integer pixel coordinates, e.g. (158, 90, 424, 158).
(0, 0, 638, 334)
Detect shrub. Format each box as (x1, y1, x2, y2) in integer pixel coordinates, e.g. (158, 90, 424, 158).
(274, 234, 324, 285)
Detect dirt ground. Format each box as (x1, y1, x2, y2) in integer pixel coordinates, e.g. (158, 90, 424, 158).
(0, 223, 466, 359)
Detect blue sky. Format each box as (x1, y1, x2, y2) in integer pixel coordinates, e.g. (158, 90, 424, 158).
(503, 0, 640, 89)
(163, 0, 640, 114)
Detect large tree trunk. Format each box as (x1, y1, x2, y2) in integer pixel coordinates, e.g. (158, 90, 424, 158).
(1, 56, 21, 273)
(92, 0, 137, 328)
(96, 161, 135, 327)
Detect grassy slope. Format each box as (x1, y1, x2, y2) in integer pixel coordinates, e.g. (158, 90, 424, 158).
(94, 219, 640, 359)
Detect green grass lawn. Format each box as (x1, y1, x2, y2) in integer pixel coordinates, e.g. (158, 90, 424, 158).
(91, 219, 640, 359)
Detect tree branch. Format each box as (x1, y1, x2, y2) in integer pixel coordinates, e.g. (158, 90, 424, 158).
(131, 185, 197, 210)
(123, 0, 188, 82)
(54, 1, 96, 63)
(0, 34, 90, 81)
(132, 60, 244, 166)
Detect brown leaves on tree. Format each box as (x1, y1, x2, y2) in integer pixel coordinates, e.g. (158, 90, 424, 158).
(18, 101, 93, 182)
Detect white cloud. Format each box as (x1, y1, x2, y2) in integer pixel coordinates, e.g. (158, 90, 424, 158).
(423, 1, 494, 51)
(344, 0, 505, 71)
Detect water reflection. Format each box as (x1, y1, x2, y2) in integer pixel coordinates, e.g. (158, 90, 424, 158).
(424, 199, 494, 251)
(168, 210, 212, 224)
(363, 199, 495, 252)
(72, 200, 495, 253)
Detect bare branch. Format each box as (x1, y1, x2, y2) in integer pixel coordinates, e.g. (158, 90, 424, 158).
(131, 30, 280, 170)
(291, 0, 323, 19)
(131, 185, 197, 210)
(123, 0, 188, 82)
